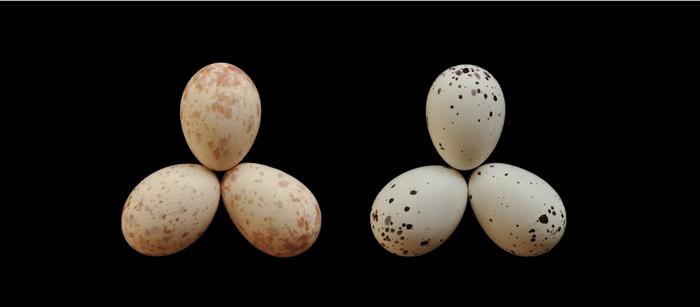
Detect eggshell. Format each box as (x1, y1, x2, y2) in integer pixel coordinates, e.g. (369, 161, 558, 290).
(221, 163, 321, 257)
(469, 163, 566, 256)
(426, 64, 505, 170)
(181, 63, 261, 171)
(121, 164, 220, 256)
(370, 165, 468, 256)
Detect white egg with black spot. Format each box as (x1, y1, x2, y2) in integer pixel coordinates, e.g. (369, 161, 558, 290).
(469, 163, 566, 256)
(370, 165, 468, 257)
(426, 64, 505, 170)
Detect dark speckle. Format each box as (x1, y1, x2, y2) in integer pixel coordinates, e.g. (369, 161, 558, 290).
(406, 224, 413, 230)
(529, 228, 535, 233)
(385, 215, 392, 226)
(484, 93, 488, 99)
(437, 88, 441, 95)
(404, 206, 410, 212)
(489, 218, 493, 222)
(477, 88, 481, 94)
(477, 171, 481, 175)
(388, 198, 394, 203)
(538, 215, 549, 224)
(458, 94, 463, 100)
(489, 111, 493, 117)
(504, 173, 508, 176)
(391, 184, 396, 188)
(462, 68, 469, 73)
(410, 190, 417, 195)
(471, 89, 476, 96)
(493, 96, 498, 102)
(420, 240, 430, 246)
(450, 105, 454, 109)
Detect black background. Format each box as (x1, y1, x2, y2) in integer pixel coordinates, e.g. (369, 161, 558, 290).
(4, 2, 696, 289)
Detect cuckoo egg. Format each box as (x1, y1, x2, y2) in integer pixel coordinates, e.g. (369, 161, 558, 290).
(426, 64, 505, 170)
(121, 164, 220, 256)
(468, 163, 566, 256)
(221, 163, 321, 257)
(370, 165, 468, 256)
(180, 62, 261, 171)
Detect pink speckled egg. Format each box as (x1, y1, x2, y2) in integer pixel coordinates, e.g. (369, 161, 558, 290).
(121, 164, 220, 256)
(181, 63, 261, 171)
(221, 163, 321, 257)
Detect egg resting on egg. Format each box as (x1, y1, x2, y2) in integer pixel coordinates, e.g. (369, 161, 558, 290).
(469, 163, 566, 256)
(221, 163, 321, 257)
(370, 165, 468, 257)
(426, 64, 505, 170)
(121, 164, 220, 256)
(181, 63, 261, 171)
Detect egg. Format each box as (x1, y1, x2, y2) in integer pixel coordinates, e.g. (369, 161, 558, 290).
(180, 63, 261, 171)
(221, 163, 321, 257)
(426, 64, 505, 170)
(370, 165, 468, 256)
(468, 163, 566, 256)
(121, 164, 220, 256)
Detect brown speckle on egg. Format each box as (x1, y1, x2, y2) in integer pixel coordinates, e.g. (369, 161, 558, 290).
(221, 163, 321, 257)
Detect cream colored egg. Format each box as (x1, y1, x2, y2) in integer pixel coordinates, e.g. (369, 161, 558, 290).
(370, 165, 468, 256)
(221, 163, 321, 257)
(121, 164, 220, 256)
(426, 64, 505, 170)
(469, 163, 566, 256)
(181, 63, 261, 171)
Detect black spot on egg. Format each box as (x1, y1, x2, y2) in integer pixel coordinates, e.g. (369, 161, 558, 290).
(388, 198, 394, 203)
(539, 215, 549, 224)
(420, 240, 430, 246)
(404, 206, 410, 212)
